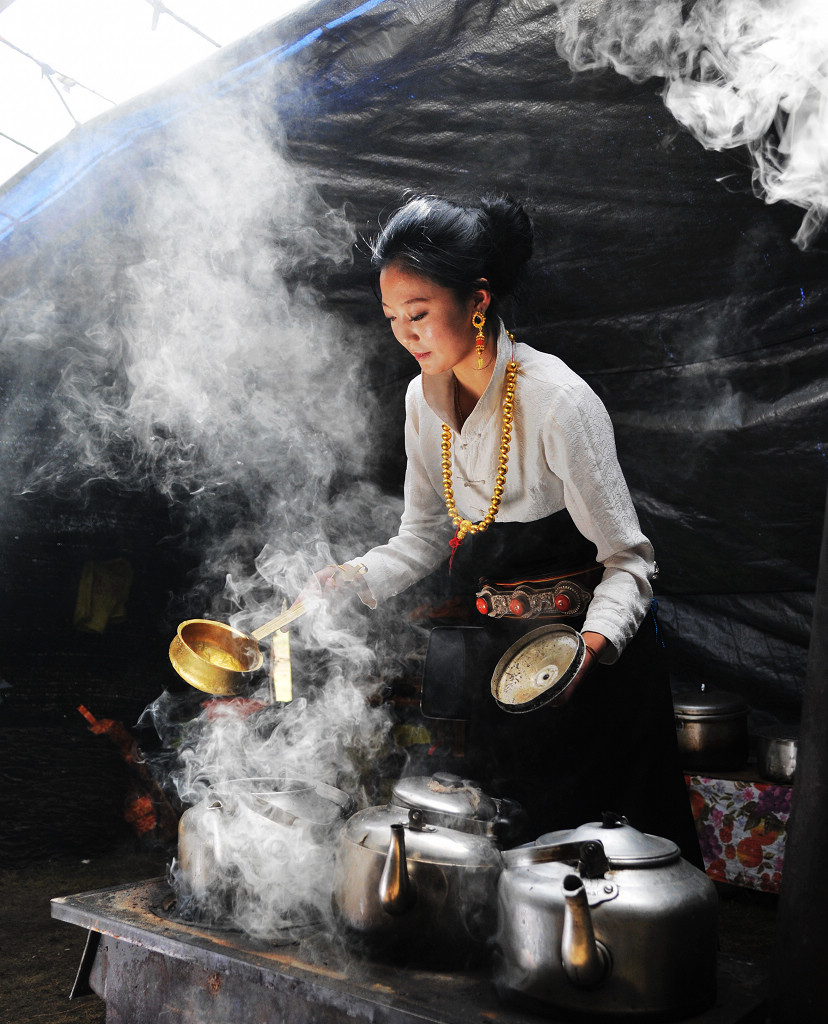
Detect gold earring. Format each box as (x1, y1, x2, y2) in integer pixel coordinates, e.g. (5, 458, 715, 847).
(472, 311, 486, 369)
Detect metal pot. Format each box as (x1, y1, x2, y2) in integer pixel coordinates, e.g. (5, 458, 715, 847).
(493, 812, 718, 1019)
(332, 771, 524, 964)
(673, 683, 750, 771)
(755, 724, 798, 784)
(169, 605, 305, 696)
(176, 776, 352, 925)
(490, 623, 586, 713)
(170, 565, 367, 695)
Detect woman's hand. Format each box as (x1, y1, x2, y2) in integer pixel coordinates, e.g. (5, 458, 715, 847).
(549, 630, 608, 706)
(581, 630, 609, 667)
(285, 563, 369, 627)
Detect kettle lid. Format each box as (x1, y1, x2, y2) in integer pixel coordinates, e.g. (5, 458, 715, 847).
(535, 811, 680, 867)
(673, 683, 749, 718)
(392, 772, 499, 822)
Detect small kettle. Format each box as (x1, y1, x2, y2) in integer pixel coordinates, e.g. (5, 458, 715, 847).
(332, 771, 524, 965)
(493, 812, 718, 1019)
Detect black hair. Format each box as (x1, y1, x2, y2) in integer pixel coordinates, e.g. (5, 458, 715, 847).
(370, 194, 534, 323)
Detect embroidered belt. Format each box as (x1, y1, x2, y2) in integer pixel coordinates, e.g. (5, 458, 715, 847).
(475, 565, 604, 620)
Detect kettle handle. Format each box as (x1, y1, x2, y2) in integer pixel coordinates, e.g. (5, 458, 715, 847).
(503, 839, 609, 878)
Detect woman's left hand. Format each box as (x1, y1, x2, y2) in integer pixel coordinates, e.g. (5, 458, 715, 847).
(551, 630, 608, 707)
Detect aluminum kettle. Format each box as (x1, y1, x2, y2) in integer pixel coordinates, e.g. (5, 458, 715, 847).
(332, 771, 524, 965)
(493, 811, 718, 1018)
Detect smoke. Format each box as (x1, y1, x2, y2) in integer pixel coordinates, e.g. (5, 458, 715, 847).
(144, 594, 394, 936)
(0, 59, 419, 936)
(111, 86, 413, 934)
(553, 0, 828, 248)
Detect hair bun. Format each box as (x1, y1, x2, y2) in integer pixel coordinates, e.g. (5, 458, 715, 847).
(370, 192, 534, 317)
(480, 194, 534, 287)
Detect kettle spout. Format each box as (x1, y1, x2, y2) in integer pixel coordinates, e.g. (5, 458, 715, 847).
(561, 874, 610, 988)
(379, 823, 417, 915)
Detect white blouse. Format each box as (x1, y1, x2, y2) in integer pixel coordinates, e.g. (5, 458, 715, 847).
(352, 323, 655, 662)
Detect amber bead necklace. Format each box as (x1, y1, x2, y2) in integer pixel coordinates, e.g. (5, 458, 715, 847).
(441, 333, 518, 559)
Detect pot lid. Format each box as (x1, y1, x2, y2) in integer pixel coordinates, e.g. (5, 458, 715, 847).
(392, 772, 499, 822)
(490, 623, 584, 713)
(209, 777, 352, 827)
(535, 811, 680, 867)
(673, 683, 749, 718)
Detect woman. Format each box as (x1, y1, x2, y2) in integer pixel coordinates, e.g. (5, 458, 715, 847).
(311, 193, 701, 863)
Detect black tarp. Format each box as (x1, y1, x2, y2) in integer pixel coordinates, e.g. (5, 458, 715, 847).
(1, 0, 825, 727)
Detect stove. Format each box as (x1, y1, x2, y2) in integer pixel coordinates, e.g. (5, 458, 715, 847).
(52, 878, 766, 1023)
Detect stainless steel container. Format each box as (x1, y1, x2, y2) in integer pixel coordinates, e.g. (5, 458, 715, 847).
(332, 772, 523, 964)
(176, 776, 352, 928)
(493, 812, 718, 1019)
(673, 684, 750, 771)
(754, 724, 798, 784)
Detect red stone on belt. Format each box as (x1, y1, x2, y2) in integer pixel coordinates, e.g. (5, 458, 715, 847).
(475, 567, 602, 619)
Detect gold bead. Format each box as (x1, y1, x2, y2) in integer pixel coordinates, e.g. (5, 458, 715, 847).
(439, 358, 519, 543)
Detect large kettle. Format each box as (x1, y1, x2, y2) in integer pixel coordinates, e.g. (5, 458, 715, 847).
(332, 771, 524, 965)
(493, 812, 718, 1019)
(175, 776, 352, 931)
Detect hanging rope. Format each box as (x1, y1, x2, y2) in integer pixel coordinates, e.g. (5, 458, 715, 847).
(0, 34, 116, 111)
(0, 129, 38, 155)
(0, 6, 222, 170)
(144, 0, 222, 47)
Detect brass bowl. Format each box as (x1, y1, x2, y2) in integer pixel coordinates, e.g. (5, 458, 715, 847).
(169, 618, 263, 695)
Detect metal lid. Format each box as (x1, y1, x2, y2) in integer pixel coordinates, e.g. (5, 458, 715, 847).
(535, 812, 680, 867)
(342, 804, 505, 866)
(209, 777, 352, 827)
(392, 772, 498, 822)
(673, 683, 749, 719)
(491, 623, 585, 713)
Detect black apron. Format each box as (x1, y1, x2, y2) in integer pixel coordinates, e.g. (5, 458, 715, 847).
(426, 510, 703, 867)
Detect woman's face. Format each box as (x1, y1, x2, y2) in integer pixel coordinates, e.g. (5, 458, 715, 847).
(380, 263, 489, 376)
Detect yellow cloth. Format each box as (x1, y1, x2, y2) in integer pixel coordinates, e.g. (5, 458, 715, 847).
(73, 558, 133, 633)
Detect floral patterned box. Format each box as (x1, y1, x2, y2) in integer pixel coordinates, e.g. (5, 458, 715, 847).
(685, 773, 791, 894)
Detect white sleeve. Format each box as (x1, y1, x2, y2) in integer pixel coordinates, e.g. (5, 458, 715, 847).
(543, 381, 654, 662)
(350, 387, 453, 606)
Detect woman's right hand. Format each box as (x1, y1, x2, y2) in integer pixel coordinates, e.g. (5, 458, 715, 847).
(304, 564, 346, 596)
(286, 563, 369, 625)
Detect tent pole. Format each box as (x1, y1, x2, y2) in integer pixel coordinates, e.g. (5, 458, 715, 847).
(768, 483, 828, 1021)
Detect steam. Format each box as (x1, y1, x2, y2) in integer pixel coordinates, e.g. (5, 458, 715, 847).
(553, 0, 828, 248)
(144, 597, 394, 936)
(1, 62, 417, 936)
